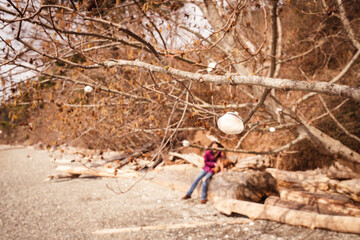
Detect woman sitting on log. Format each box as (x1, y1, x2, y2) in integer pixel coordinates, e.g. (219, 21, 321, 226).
(182, 141, 225, 204)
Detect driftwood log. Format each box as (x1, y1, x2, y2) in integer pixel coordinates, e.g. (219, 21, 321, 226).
(266, 168, 338, 192)
(232, 155, 271, 172)
(148, 165, 278, 202)
(279, 189, 360, 217)
(207, 171, 278, 202)
(52, 143, 154, 179)
(336, 179, 360, 202)
(280, 188, 353, 204)
(264, 196, 344, 216)
(55, 165, 139, 178)
(168, 152, 203, 167)
(103, 143, 154, 168)
(327, 162, 360, 180)
(214, 198, 360, 234)
(266, 168, 360, 202)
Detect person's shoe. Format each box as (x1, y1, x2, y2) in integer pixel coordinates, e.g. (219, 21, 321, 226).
(182, 194, 191, 200)
(200, 199, 207, 204)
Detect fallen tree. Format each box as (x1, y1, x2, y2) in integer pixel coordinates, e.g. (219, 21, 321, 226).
(50, 147, 360, 233)
(336, 179, 360, 202)
(214, 198, 360, 234)
(266, 168, 360, 202)
(279, 189, 360, 217)
(265, 168, 338, 192)
(264, 196, 344, 216)
(168, 152, 203, 168)
(327, 162, 360, 180)
(147, 165, 278, 202)
(232, 155, 271, 171)
(55, 165, 139, 178)
(1, 1, 359, 174)
(207, 171, 278, 202)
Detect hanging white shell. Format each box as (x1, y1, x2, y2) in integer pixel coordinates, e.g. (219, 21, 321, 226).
(217, 112, 244, 134)
(84, 86, 93, 93)
(182, 140, 190, 147)
(207, 62, 216, 72)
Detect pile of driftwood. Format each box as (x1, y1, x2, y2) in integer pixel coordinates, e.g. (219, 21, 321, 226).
(51, 147, 360, 234)
(47, 143, 156, 180)
(160, 153, 360, 234)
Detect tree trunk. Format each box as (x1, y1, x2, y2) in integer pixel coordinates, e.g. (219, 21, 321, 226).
(55, 165, 138, 178)
(214, 198, 360, 234)
(169, 152, 203, 168)
(207, 171, 278, 202)
(147, 165, 278, 202)
(233, 155, 271, 171)
(327, 162, 360, 180)
(279, 189, 360, 217)
(336, 179, 360, 202)
(264, 196, 346, 216)
(299, 124, 360, 173)
(265, 168, 338, 192)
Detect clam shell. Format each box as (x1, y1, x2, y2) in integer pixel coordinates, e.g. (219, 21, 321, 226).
(217, 112, 244, 134)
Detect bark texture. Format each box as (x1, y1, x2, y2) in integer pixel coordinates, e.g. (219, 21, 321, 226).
(214, 198, 360, 234)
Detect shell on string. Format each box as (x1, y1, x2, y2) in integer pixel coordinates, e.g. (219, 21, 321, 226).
(182, 140, 190, 147)
(207, 62, 217, 72)
(217, 112, 244, 134)
(84, 86, 93, 93)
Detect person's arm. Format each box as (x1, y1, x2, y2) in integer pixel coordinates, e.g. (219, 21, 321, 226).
(204, 151, 216, 168)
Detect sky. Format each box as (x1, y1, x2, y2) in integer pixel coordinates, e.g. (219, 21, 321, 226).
(0, 1, 39, 99)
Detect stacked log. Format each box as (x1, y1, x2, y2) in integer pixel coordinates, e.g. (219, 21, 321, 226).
(50, 143, 153, 179)
(214, 198, 360, 234)
(265, 168, 338, 192)
(168, 152, 203, 167)
(264, 196, 344, 216)
(336, 179, 360, 202)
(149, 165, 278, 203)
(55, 165, 139, 178)
(50, 146, 360, 234)
(232, 155, 271, 172)
(266, 168, 360, 203)
(327, 162, 360, 180)
(277, 189, 360, 217)
(260, 166, 360, 233)
(207, 171, 278, 202)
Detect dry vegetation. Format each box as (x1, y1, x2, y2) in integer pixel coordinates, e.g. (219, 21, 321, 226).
(0, 0, 359, 171)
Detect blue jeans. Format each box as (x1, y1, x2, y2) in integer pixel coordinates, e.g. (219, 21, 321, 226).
(187, 169, 214, 200)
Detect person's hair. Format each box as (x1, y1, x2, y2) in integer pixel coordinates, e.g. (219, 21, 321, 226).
(208, 141, 226, 158)
(208, 141, 223, 148)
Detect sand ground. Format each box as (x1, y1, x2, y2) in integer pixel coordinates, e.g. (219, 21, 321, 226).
(1, 145, 359, 240)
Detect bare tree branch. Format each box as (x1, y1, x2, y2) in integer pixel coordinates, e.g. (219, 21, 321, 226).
(268, 0, 278, 78)
(318, 95, 360, 143)
(235, 123, 259, 149)
(294, 48, 360, 109)
(104, 59, 360, 102)
(336, 0, 360, 50)
(188, 133, 306, 155)
(243, 88, 271, 124)
(308, 99, 349, 123)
